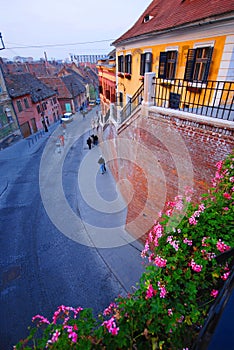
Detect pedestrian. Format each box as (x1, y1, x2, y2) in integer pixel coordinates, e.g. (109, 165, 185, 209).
(95, 118, 99, 132)
(91, 118, 95, 130)
(87, 137, 92, 150)
(90, 134, 95, 145)
(98, 155, 106, 174)
(94, 135, 98, 145)
(41, 117, 48, 132)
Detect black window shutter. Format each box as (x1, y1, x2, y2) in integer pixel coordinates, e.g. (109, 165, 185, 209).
(172, 51, 178, 79)
(148, 52, 152, 72)
(184, 49, 196, 81)
(118, 56, 121, 72)
(158, 52, 168, 78)
(124, 56, 127, 73)
(140, 54, 145, 76)
(129, 55, 132, 74)
(203, 47, 213, 82)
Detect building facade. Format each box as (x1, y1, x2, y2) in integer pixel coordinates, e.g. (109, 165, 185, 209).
(97, 51, 116, 117)
(0, 65, 20, 145)
(5, 73, 61, 138)
(113, 0, 234, 117)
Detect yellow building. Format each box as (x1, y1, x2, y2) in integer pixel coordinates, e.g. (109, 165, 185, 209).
(112, 0, 234, 118)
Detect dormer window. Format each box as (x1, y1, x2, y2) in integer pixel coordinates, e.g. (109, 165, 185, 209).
(143, 14, 153, 23)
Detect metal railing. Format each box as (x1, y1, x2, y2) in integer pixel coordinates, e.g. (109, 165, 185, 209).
(153, 78, 234, 121)
(120, 84, 144, 123)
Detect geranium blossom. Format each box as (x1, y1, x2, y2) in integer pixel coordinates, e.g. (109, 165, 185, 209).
(210, 289, 219, 298)
(223, 192, 231, 200)
(47, 329, 60, 344)
(102, 317, 119, 336)
(146, 284, 157, 299)
(64, 325, 78, 343)
(221, 271, 230, 281)
(216, 239, 230, 253)
(158, 281, 167, 298)
(103, 302, 117, 316)
(183, 238, 193, 246)
(32, 314, 50, 325)
(154, 255, 167, 268)
(168, 309, 173, 316)
(167, 236, 179, 251)
(190, 259, 203, 272)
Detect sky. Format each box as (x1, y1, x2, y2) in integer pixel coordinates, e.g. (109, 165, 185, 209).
(0, 0, 152, 61)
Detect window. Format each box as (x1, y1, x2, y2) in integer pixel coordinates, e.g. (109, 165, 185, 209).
(23, 98, 29, 108)
(37, 105, 41, 114)
(42, 102, 47, 111)
(140, 52, 152, 76)
(143, 14, 154, 23)
(158, 51, 177, 79)
(125, 55, 132, 74)
(118, 55, 124, 73)
(16, 100, 23, 112)
(184, 47, 213, 82)
(105, 90, 110, 100)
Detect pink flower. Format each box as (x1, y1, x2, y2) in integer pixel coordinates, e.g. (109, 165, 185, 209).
(189, 216, 197, 225)
(202, 236, 209, 247)
(201, 250, 216, 260)
(210, 289, 219, 298)
(190, 259, 203, 272)
(32, 315, 50, 325)
(221, 271, 230, 281)
(49, 329, 60, 343)
(146, 284, 157, 299)
(216, 239, 230, 253)
(102, 317, 119, 336)
(198, 203, 205, 212)
(223, 192, 231, 200)
(166, 209, 173, 217)
(216, 160, 223, 172)
(167, 236, 179, 251)
(223, 207, 229, 211)
(183, 238, 193, 246)
(103, 302, 117, 316)
(158, 281, 167, 298)
(64, 325, 78, 343)
(154, 255, 167, 268)
(153, 223, 163, 237)
(168, 309, 173, 316)
(177, 315, 184, 323)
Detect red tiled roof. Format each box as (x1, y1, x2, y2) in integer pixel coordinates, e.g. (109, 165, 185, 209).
(113, 0, 234, 45)
(39, 76, 71, 99)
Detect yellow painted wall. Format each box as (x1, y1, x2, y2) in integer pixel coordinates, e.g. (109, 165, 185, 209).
(117, 35, 227, 104)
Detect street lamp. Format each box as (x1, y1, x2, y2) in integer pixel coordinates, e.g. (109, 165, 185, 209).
(0, 33, 5, 50)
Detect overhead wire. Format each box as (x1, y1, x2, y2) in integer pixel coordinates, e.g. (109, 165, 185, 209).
(5, 39, 115, 50)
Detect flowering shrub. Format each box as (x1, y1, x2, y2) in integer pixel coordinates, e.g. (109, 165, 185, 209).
(15, 152, 234, 349)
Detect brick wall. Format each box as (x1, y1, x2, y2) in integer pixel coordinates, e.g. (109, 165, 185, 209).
(101, 108, 234, 242)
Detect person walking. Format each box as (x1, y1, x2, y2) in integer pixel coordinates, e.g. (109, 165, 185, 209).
(98, 155, 106, 174)
(87, 137, 92, 150)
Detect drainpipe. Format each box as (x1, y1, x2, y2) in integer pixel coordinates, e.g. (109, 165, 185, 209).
(142, 72, 156, 117)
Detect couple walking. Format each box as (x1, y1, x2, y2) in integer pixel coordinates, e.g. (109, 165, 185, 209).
(98, 155, 106, 174)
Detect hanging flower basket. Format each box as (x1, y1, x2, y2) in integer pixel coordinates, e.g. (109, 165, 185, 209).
(118, 72, 124, 78)
(125, 73, 131, 80)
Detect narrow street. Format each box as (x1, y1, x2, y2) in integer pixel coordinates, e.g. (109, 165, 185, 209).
(0, 107, 145, 350)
